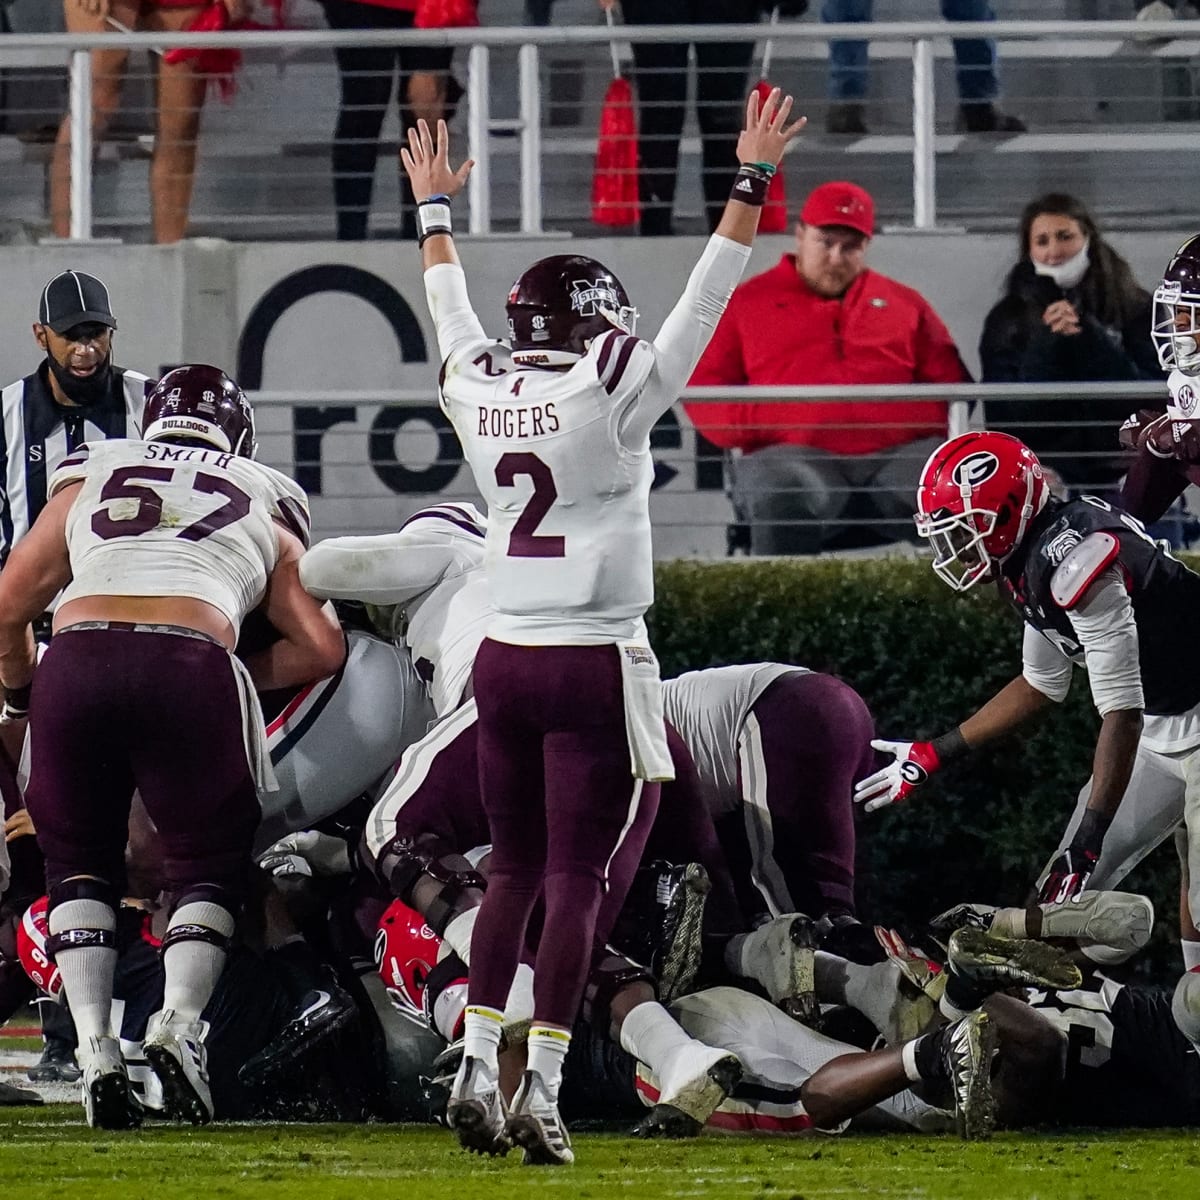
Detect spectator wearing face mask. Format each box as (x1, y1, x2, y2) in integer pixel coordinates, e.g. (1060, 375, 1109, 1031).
(0, 271, 150, 567)
(979, 193, 1159, 490)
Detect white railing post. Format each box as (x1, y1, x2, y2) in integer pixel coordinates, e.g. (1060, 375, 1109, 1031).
(518, 43, 543, 236)
(948, 399, 971, 437)
(911, 37, 936, 231)
(467, 44, 491, 236)
(68, 48, 94, 242)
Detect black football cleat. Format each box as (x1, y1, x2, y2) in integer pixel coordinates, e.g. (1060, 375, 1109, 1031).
(238, 982, 357, 1090)
(26, 1033, 82, 1084)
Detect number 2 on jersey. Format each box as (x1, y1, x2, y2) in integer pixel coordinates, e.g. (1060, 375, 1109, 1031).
(91, 466, 251, 542)
(494, 452, 565, 558)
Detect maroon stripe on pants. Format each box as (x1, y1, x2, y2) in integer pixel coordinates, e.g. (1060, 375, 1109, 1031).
(737, 672, 874, 919)
(25, 628, 260, 898)
(470, 638, 660, 1028)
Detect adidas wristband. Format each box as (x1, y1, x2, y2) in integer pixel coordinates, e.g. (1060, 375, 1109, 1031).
(417, 194, 452, 246)
(1, 683, 31, 722)
(731, 166, 771, 207)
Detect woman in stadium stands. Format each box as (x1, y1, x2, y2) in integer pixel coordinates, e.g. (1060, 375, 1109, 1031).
(50, 0, 244, 244)
(979, 192, 1159, 491)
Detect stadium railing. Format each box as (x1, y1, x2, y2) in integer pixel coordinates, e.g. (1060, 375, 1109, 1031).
(245, 379, 1181, 552)
(1, 18, 1197, 240)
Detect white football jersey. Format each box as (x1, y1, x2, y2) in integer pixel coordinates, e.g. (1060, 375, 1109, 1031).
(50, 439, 310, 630)
(299, 504, 493, 717)
(440, 330, 662, 644)
(1166, 369, 1200, 419)
(664, 663, 809, 817)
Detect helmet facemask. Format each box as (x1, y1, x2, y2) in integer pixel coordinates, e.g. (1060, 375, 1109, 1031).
(915, 506, 997, 593)
(1152, 281, 1200, 375)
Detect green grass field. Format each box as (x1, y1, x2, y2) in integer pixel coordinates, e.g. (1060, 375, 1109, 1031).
(3, 1109, 1200, 1200)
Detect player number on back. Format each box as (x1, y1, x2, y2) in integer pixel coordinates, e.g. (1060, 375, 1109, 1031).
(494, 452, 565, 558)
(91, 466, 252, 543)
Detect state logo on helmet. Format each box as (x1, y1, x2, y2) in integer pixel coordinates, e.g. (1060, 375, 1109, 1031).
(1153, 234, 1200, 376)
(915, 431, 1048, 593)
(141, 364, 257, 458)
(506, 254, 638, 368)
(16, 896, 63, 1000)
(374, 899, 441, 1023)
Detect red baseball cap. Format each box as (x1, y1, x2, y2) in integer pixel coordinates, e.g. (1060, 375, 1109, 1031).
(800, 181, 875, 238)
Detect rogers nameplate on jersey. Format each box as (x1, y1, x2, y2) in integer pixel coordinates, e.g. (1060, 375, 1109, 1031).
(477, 403, 561, 440)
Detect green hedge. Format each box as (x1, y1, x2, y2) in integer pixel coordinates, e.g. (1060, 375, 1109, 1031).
(648, 556, 1184, 978)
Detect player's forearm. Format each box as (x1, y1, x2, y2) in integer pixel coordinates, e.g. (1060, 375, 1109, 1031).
(423, 260, 488, 367)
(0, 622, 35, 695)
(244, 623, 346, 693)
(300, 535, 459, 604)
(1084, 707, 1143, 827)
(714, 197, 766, 248)
(957, 675, 1054, 749)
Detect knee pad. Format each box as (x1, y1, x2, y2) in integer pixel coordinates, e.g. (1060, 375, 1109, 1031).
(1173, 970, 1200, 1047)
(376, 836, 486, 936)
(45, 879, 118, 961)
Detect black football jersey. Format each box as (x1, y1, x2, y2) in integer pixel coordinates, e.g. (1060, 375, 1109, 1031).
(1028, 977, 1200, 1127)
(1000, 496, 1200, 716)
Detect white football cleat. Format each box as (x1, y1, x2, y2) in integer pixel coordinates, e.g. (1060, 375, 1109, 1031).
(633, 1042, 742, 1138)
(446, 1055, 509, 1157)
(79, 1035, 142, 1130)
(142, 1009, 213, 1125)
(505, 1069, 574, 1166)
(733, 914, 818, 1024)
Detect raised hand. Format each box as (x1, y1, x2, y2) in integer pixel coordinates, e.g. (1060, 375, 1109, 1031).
(736, 87, 807, 170)
(401, 119, 474, 203)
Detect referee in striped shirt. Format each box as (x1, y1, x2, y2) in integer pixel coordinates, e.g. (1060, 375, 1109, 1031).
(1, 270, 152, 569)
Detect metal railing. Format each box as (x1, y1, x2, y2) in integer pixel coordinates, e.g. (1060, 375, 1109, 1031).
(1, 19, 1195, 240)
(244, 380, 1181, 552)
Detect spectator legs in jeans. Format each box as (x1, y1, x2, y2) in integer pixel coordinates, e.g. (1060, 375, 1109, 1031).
(823, 0, 1012, 134)
(696, 40, 756, 233)
(729, 438, 943, 555)
(629, 38, 689, 236)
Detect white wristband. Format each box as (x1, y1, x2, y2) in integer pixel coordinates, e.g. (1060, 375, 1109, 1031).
(417, 200, 452, 245)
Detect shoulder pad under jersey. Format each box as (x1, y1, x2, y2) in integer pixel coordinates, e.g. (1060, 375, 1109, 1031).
(1167, 370, 1200, 420)
(1050, 531, 1120, 609)
(48, 442, 96, 497)
(590, 329, 652, 397)
(248, 461, 311, 548)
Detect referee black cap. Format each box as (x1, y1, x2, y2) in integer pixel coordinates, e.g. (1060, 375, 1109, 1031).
(37, 270, 118, 335)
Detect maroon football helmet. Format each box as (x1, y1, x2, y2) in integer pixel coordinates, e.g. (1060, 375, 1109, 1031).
(141, 364, 257, 458)
(1153, 234, 1200, 376)
(506, 254, 638, 367)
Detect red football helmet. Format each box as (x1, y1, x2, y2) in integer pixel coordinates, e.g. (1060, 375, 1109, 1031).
(142, 364, 257, 458)
(506, 254, 637, 368)
(16, 896, 63, 1000)
(374, 899, 441, 1023)
(915, 431, 1049, 593)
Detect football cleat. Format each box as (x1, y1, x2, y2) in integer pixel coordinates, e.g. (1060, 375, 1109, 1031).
(79, 1036, 142, 1130)
(735, 914, 819, 1026)
(446, 1055, 509, 1157)
(142, 1010, 214, 1125)
(652, 862, 711, 1006)
(26, 1032, 83, 1084)
(633, 1045, 742, 1139)
(0, 1081, 42, 1106)
(505, 1069, 574, 1166)
(948, 927, 1082, 992)
(238, 982, 357, 1090)
(940, 1009, 998, 1141)
(929, 903, 999, 939)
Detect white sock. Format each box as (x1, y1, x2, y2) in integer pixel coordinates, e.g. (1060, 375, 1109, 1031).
(463, 1005, 504, 1072)
(527, 1025, 571, 1096)
(161, 902, 235, 1024)
(48, 899, 117, 1044)
(1183, 941, 1200, 972)
(443, 908, 479, 966)
(618, 1000, 694, 1073)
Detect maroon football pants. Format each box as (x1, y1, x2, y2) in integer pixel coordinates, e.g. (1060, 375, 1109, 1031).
(469, 638, 660, 1029)
(26, 627, 260, 898)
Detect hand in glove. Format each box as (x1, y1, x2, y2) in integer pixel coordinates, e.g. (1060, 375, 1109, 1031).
(853, 739, 942, 813)
(257, 830, 353, 879)
(1037, 846, 1099, 905)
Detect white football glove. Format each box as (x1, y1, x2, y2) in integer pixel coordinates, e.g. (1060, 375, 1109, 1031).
(257, 830, 352, 879)
(853, 738, 943, 813)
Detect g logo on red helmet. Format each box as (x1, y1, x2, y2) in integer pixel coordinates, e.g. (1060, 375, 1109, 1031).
(950, 451, 1000, 490)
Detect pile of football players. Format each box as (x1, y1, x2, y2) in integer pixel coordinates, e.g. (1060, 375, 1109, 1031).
(4, 160, 1200, 1157)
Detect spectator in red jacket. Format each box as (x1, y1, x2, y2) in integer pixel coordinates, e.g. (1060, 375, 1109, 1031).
(688, 181, 970, 554)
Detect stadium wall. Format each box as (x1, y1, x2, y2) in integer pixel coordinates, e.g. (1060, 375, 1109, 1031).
(0, 229, 1185, 549)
